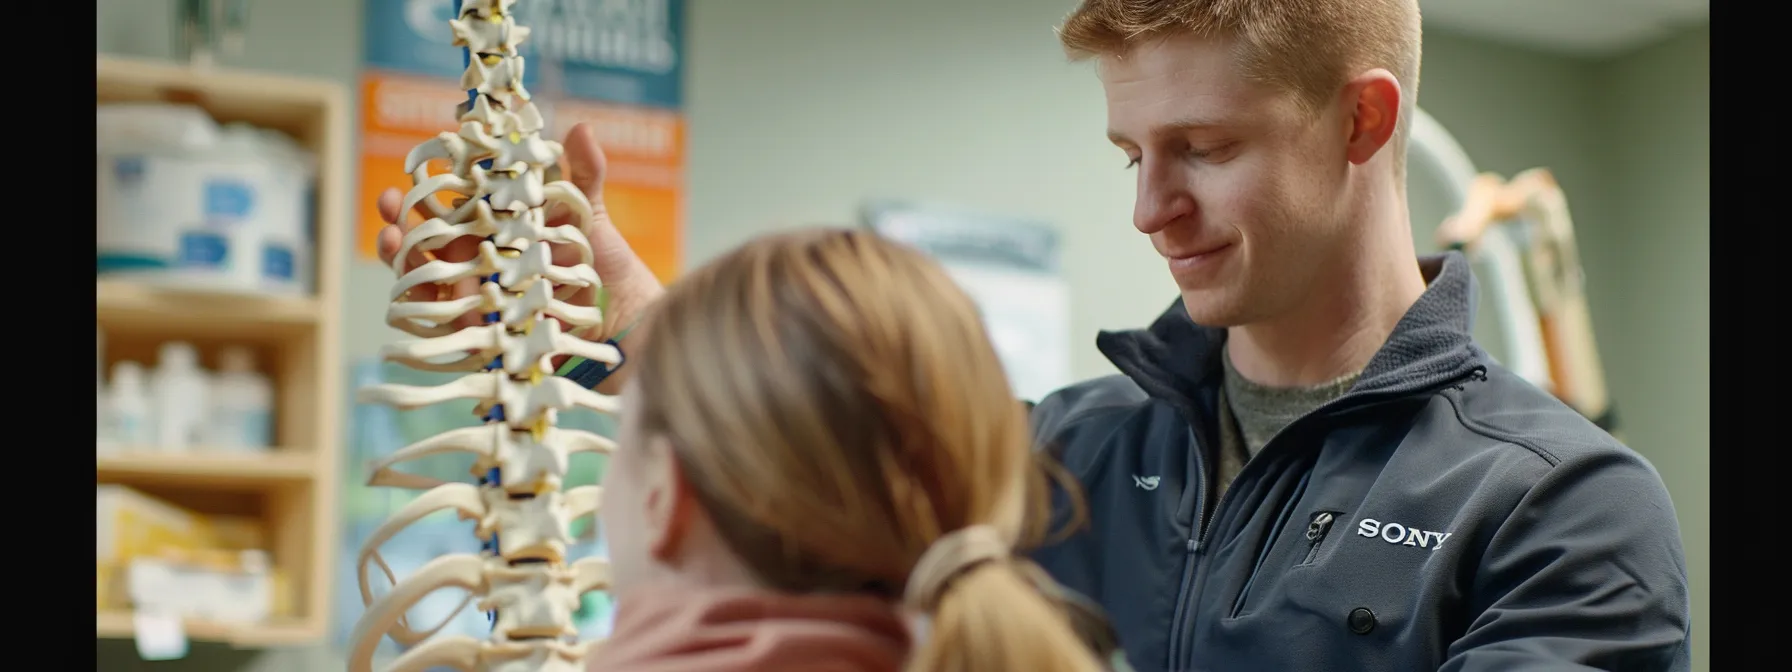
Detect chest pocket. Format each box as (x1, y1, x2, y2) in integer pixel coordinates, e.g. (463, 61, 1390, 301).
(1225, 473, 1349, 620)
(1225, 418, 1427, 622)
(1225, 496, 1462, 669)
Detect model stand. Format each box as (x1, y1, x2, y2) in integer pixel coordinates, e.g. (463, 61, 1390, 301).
(347, 1, 620, 670)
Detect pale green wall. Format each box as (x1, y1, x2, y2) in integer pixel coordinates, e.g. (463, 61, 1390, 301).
(1593, 26, 1711, 672)
(95, 0, 1709, 669)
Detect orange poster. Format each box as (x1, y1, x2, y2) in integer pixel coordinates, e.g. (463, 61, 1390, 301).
(356, 70, 685, 285)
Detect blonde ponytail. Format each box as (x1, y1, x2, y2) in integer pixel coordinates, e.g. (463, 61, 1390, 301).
(902, 527, 1111, 672)
(909, 561, 1110, 672)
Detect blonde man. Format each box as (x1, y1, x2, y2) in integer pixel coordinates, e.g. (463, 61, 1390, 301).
(375, 2, 1690, 670)
(1025, 2, 1689, 670)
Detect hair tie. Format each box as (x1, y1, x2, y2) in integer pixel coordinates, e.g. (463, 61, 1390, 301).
(902, 525, 1009, 612)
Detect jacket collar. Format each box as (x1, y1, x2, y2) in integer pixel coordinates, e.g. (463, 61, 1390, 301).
(1096, 252, 1486, 405)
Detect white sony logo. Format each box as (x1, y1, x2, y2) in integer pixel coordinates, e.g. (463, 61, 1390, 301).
(1356, 518, 1453, 550)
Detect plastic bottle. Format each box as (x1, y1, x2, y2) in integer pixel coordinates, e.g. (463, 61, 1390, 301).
(108, 361, 153, 447)
(209, 346, 274, 451)
(151, 342, 210, 451)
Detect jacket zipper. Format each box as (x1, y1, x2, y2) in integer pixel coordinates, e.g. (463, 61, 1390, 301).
(1166, 365, 1488, 670)
(1299, 510, 1339, 566)
(1163, 426, 1210, 668)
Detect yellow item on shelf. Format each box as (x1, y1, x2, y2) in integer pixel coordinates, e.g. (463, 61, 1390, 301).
(97, 485, 288, 623)
(97, 563, 117, 610)
(97, 484, 208, 564)
(207, 515, 267, 550)
(96, 484, 268, 566)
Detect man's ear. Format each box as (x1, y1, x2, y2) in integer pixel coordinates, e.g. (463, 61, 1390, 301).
(1341, 69, 1402, 166)
(642, 435, 696, 561)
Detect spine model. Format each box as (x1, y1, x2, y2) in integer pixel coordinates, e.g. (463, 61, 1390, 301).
(348, 1, 619, 670)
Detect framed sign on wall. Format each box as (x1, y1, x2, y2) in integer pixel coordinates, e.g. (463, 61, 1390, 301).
(862, 201, 1073, 405)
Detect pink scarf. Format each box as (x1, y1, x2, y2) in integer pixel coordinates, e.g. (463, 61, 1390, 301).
(587, 583, 912, 672)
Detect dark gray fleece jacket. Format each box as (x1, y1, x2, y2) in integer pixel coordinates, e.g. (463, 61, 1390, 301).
(1026, 252, 1692, 672)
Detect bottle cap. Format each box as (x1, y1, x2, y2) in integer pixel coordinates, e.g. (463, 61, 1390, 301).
(112, 361, 146, 391)
(158, 342, 200, 370)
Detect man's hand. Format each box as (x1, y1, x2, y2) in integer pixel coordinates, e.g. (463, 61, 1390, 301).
(374, 122, 666, 358)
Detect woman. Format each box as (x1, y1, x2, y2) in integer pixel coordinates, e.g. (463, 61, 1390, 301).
(588, 228, 1117, 671)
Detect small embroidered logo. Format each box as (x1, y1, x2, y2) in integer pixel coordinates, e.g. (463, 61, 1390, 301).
(1132, 475, 1161, 491)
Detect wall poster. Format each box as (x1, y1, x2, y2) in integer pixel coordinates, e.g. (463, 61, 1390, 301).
(862, 201, 1074, 405)
(355, 0, 685, 285)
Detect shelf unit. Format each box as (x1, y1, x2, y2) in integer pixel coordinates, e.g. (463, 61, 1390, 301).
(96, 55, 348, 648)
(96, 611, 317, 648)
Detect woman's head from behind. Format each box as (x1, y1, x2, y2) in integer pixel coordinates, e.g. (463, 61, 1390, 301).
(599, 228, 1104, 671)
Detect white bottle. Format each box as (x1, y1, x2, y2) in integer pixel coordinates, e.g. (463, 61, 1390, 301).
(151, 342, 210, 451)
(210, 346, 274, 451)
(108, 361, 154, 447)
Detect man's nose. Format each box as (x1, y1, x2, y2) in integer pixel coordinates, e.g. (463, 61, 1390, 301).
(1134, 163, 1195, 235)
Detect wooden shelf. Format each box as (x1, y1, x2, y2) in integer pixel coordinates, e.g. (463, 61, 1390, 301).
(97, 451, 316, 488)
(96, 55, 347, 650)
(97, 611, 319, 648)
(97, 55, 346, 147)
(97, 281, 321, 339)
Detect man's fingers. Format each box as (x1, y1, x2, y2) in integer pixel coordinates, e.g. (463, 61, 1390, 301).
(543, 201, 577, 229)
(439, 236, 483, 264)
(379, 186, 447, 228)
(377, 123, 624, 323)
(380, 226, 483, 273)
(377, 225, 403, 267)
(548, 240, 584, 267)
(560, 123, 609, 204)
(378, 188, 405, 226)
(450, 276, 485, 329)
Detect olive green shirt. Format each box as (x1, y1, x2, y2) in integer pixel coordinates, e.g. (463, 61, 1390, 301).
(1213, 345, 1362, 498)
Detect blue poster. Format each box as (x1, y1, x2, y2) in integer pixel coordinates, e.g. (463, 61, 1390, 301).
(362, 0, 685, 110)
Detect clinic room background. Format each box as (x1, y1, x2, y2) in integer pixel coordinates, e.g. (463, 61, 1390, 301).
(94, 0, 1709, 671)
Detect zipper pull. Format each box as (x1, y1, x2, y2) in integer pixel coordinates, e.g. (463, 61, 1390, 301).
(1300, 512, 1337, 566)
(1306, 512, 1335, 541)
(1187, 538, 1200, 554)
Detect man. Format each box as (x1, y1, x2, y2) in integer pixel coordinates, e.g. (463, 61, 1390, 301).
(376, 1, 1691, 669)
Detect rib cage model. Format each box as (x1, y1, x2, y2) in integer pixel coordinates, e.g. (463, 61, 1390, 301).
(348, 1, 619, 670)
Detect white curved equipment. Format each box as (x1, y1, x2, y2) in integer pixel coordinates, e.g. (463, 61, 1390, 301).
(1406, 108, 1555, 392)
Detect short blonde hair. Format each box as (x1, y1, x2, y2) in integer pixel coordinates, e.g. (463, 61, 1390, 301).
(1059, 0, 1422, 167)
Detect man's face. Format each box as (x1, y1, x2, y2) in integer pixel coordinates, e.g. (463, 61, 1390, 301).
(1101, 32, 1354, 327)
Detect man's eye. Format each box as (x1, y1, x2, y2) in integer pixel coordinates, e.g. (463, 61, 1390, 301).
(1188, 142, 1236, 162)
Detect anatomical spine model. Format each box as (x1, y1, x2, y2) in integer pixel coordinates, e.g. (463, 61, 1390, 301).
(348, 1, 618, 670)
